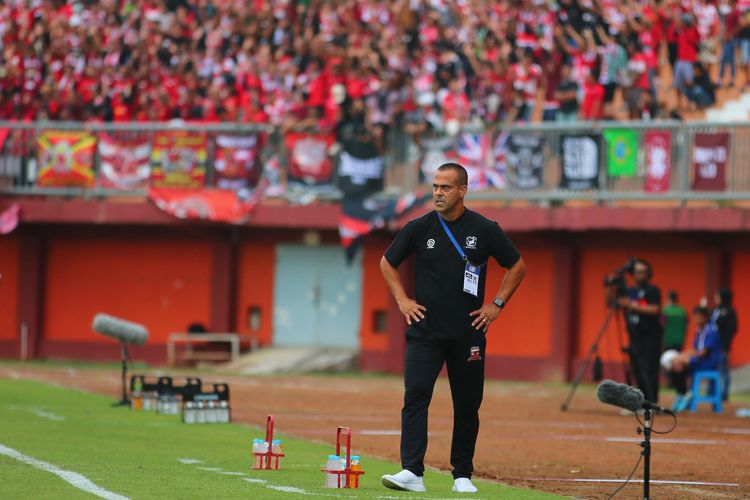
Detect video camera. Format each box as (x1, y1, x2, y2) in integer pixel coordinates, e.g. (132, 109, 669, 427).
(603, 256, 637, 299)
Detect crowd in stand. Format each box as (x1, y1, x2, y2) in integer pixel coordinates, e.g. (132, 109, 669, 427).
(1, 0, 749, 131)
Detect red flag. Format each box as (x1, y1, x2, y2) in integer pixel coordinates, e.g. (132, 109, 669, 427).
(0, 203, 20, 234)
(643, 131, 671, 193)
(148, 180, 267, 224)
(0, 128, 9, 151)
(692, 133, 729, 191)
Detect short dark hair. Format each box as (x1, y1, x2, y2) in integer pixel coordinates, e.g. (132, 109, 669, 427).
(634, 258, 652, 278)
(437, 162, 468, 187)
(668, 290, 678, 303)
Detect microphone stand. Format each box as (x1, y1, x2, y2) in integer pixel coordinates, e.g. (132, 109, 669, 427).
(638, 407, 653, 500)
(114, 341, 131, 407)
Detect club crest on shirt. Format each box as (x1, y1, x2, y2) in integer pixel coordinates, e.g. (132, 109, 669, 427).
(465, 236, 477, 249)
(427, 238, 435, 249)
(467, 346, 482, 362)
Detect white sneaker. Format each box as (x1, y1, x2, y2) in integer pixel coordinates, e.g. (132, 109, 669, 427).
(452, 477, 478, 493)
(381, 469, 426, 492)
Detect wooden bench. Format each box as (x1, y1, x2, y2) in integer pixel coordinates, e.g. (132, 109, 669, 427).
(167, 333, 259, 367)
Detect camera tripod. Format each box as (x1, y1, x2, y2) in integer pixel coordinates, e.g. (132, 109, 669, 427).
(561, 305, 630, 411)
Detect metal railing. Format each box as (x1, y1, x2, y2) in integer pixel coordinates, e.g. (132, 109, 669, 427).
(2, 119, 750, 204)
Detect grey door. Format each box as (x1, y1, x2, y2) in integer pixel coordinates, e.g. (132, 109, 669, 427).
(273, 245, 362, 348)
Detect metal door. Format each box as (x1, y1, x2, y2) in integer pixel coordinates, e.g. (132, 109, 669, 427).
(273, 245, 362, 348)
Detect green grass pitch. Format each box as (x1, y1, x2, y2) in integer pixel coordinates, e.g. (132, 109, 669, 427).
(0, 378, 561, 499)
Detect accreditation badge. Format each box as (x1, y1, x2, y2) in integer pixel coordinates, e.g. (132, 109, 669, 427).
(463, 262, 480, 297)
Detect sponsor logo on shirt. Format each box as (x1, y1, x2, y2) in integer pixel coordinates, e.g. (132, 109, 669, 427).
(427, 238, 435, 249)
(465, 236, 477, 249)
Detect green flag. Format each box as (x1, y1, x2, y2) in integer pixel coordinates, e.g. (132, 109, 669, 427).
(604, 129, 638, 177)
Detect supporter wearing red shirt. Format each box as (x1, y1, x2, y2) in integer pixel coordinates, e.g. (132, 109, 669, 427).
(674, 13, 701, 108)
(580, 71, 604, 121)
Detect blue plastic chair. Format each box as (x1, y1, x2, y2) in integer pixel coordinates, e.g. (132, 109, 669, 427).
(689, 370, 723, 413)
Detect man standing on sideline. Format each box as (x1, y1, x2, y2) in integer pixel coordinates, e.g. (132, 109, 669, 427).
(379, 163, 526, 493)
(710, 289, 738, 401)
(615, 259, 663, 404)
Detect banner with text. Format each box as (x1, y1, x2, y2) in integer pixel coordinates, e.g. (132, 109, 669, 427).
(150, 131, 207, 188)
(692, 132, 729, 191)
(560, 134, 600, 190)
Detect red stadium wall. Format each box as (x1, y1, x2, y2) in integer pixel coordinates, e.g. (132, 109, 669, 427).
(0, 235, 20, 350)
(3, 216, 749, 380)
(235, 234, 276, 347)
(40, 234, 212, 362)
(730, 251, 750, 366)
(359, 235, 392, 354)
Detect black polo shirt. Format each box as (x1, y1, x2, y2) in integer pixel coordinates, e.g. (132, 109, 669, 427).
(384, 209, 521, 339)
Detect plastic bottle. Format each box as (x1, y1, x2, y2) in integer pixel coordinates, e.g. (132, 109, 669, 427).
(195, 401, 206, 424)
(252, 439, 262, 468)
(206, 401, 217, 423)
(325, 455, 343, 488)
(736, 408, 750, 418)
(348, 455, 362, 488)
(182, 402, 196, 424)
(218, 401, 230, 423)
(272, 439, 282, 454)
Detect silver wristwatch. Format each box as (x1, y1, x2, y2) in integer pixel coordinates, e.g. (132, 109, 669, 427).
(492, 297, 506, 309)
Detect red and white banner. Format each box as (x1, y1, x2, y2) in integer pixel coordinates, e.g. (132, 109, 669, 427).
(148, 181, 267, 224)
(285, 132, 335, 188)
(643, 131, 671, 193)
(214, 133, 263, 190)
(98, 133, 151, 189)
(692, 132, 729, 191)
(0, 203, 20, 234)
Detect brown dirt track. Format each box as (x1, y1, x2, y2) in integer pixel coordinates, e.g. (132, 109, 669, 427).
(2, 363, 749, 499)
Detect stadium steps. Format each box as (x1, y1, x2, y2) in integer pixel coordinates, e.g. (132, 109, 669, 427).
(215, 346, 358, 375)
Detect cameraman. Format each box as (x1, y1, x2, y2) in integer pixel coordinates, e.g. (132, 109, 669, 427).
(606, 259, 663, 404)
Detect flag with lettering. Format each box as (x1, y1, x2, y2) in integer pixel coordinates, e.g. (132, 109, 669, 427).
(603, 129, 638, 177)
(692, 132, 728, 191)
(150, 131, 207, 188)
(559, 134, 600, 190)
(643, 131, 671, 193)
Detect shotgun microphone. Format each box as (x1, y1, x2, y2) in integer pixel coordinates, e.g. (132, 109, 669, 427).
(597, 379, 672, 414)
(92, 313, 148, 345)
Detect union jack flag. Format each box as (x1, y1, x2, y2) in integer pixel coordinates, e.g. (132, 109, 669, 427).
(457, 132, 506, 190)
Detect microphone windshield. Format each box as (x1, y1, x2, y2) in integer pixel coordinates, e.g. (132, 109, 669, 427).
(596, 379, 645, 413)
(92, 313, 148, 345)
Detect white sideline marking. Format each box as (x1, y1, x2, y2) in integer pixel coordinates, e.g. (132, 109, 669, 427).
(242, 478, 267, 484)
(723, 427, 750, 435)
(605, 436, 727, 445)
(196, 467, 223, 471)
(267, 485, 306, 493)
(360, 430, 401, 436)
(0, 443, 129, 500)
(219, 471, 247, 476)
(177, 458, 203, 464)
(522, 477, 739, 486)
(29, 409, 65, 421)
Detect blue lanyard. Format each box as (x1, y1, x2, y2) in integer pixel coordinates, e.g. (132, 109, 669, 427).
(438, 214, 467, 262)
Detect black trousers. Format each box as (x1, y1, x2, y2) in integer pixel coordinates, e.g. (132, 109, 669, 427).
(629, 335, 661, 404)
(401, 327, 486, 479)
